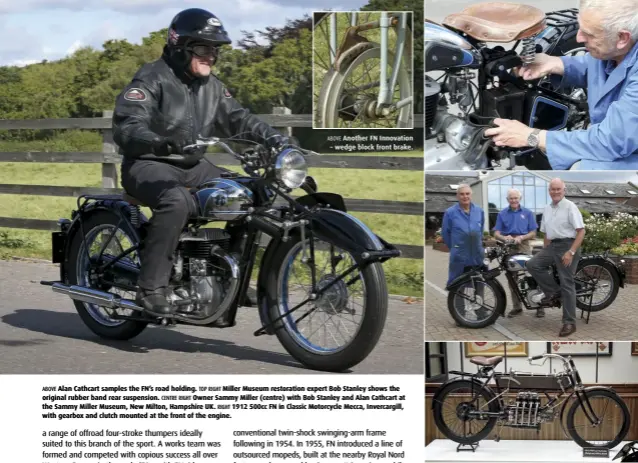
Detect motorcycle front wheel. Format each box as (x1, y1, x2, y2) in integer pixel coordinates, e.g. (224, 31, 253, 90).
(432, 380, 498, 445)
(575, 258, 620, 312)
(265, 233, 388, 372)
(447, 279, 505, 328)
(565, 389, 630, 449)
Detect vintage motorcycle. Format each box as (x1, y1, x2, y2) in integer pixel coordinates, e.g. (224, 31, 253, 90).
(446, 239, 625, 328)
(40, 136, 400, 372)
(425, 4, 589, 171)
(432, 353, 631, 450)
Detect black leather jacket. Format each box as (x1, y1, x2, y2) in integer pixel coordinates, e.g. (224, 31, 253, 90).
(112, 48, 281, 167)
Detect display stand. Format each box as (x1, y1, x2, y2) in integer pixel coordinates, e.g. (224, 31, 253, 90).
(456, 442, 479, 452)
(425, 439, 628, 463)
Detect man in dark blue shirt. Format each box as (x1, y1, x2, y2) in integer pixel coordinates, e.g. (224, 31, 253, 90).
(493, 188, 539, 318)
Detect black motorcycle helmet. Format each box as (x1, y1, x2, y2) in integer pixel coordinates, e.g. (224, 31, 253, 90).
(165, 8, 232, 74)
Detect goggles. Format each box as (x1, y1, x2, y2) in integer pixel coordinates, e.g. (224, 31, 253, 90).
(186, 43, 221, 58)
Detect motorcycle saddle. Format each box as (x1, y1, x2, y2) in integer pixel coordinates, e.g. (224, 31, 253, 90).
(443, 2, 546, 43)
(469, 356, 503, 367)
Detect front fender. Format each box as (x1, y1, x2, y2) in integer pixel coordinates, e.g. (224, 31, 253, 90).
(445, 267, 501, 291)
(558, 385, 617, 438)
(255, 204, 397, 334)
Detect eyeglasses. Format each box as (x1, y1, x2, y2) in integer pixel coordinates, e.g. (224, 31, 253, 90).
(187, 44, 220, 58)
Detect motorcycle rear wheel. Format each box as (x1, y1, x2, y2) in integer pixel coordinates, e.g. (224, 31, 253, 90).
(565, 389, 630, 449)
(432, 380, 498, 445)
(575, 258, 620, 312)
(66, 210, 148, 340)
(265, 233, 388, 372)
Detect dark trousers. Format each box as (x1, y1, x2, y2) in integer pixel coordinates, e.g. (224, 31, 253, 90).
(526, 239, 580, 324)
(121, 159, 223, 290)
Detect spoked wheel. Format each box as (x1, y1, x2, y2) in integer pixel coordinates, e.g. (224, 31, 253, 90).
(447, 279, 505, 328)
(565, 389, 630, 449)
(265, 233, 388, 372)
(67, 211, 148, 340)
(432, 380, 499, 445)
(313, 11, 413, 128)
(575, 259, 619, 312)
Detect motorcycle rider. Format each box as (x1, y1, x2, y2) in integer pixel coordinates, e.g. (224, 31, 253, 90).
(526, 178, 585, 338)
(112, 8, 289, 318)
(492, 188, 539, 318)
(441, 184, 488, 322)
(485, 0, 638, 170)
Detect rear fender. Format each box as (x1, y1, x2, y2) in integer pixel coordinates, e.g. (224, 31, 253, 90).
(431, 377, 497, 410)
(578, 254, 626, 288)
(58, 199, 145, 283)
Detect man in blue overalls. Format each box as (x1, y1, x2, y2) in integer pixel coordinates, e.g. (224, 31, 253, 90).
(484, 1, 638, 170)
(493, 188, 539, 318)
(441, 184, 487, 322)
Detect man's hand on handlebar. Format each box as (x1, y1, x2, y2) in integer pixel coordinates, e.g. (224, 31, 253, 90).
(151, 136, 193, 156)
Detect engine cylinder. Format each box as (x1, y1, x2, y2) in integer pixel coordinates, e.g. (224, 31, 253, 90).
(178, 229, 231, 259)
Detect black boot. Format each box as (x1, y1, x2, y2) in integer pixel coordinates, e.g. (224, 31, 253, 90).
(136, 288, 175, 317)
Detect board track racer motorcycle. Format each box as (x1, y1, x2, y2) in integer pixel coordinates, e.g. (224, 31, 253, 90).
(425, 4, 589, 171)
(446, 238, 624, 329)
(40, 136, 400, 372)
(432, 353, 631, 450)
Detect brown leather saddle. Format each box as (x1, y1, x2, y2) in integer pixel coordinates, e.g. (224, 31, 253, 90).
(469, 355, 503, 367)
(443, 2, 546, 43)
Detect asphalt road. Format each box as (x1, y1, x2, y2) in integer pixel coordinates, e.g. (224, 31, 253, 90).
(0, 260, 423, 375)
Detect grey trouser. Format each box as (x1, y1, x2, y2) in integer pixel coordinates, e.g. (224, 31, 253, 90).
(526, 238, 580, 324)
(508, 240, 532, 310)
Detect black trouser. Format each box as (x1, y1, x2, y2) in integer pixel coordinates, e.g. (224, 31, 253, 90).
(121, 158, 223, 290)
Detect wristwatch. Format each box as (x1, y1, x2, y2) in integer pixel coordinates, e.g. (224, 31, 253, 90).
(527, 128, 541, 148)
(569, 250, 576, 256)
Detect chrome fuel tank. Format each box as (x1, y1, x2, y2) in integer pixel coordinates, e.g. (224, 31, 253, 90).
(506, 254, 533, 272)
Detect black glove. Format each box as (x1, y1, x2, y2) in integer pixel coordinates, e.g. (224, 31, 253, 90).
(266, 134, 301, 152)
(151, 136, 191, 157)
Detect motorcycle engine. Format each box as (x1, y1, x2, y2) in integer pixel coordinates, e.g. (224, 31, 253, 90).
(519, 276, 544, 308)
(425, 74, 490, 170)
(170, 228, 235, 317)
(507, 392, 541, 427)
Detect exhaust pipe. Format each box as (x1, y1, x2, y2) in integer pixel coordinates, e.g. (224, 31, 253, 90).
(52, 283, 143, 312)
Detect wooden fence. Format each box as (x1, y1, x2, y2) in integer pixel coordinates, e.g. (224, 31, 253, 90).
(0, 109, 424, 259)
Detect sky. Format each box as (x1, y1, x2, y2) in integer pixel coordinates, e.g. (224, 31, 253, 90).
(0, 0, 369, 67)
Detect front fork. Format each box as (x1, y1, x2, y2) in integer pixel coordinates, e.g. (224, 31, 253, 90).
(575, 389, 603, 426)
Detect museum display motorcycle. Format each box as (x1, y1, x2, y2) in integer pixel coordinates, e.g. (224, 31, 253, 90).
(39, 136, 400, 372)
(445, 238, 625, 329)
(425, 4, 589, 171)
(431, 353, 631, 449)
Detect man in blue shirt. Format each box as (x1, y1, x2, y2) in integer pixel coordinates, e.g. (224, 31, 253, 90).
(493, 188, 539, 318)
(484, 0, 638, 170)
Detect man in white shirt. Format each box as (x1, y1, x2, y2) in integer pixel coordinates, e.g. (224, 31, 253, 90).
(526, 178, 585, 337)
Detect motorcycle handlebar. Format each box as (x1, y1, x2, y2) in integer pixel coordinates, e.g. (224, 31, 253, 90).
(528, 353, 572, 368)
(182, 137, 320, 158)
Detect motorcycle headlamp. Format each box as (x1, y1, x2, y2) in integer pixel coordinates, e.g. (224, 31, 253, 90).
(275, 148, 308, 189)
